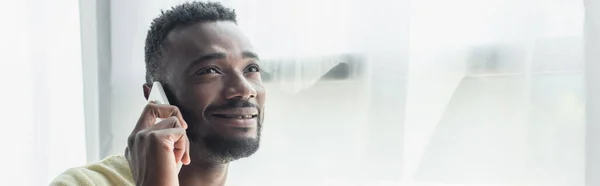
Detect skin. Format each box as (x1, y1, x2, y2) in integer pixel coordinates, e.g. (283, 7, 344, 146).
(125, 21, 266, 186)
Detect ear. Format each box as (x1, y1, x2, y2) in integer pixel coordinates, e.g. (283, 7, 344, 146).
(143, 83, 152, 100)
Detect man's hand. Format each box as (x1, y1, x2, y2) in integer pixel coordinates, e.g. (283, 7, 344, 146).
(125, 103, 191, 186)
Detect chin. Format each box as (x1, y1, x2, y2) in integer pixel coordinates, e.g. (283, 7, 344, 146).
(199, 130, 261, 163)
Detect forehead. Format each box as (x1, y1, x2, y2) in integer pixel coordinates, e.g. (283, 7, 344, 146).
(165, 21, 253, 60)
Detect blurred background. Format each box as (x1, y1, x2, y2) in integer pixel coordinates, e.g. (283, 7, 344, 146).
(0, 0, 599, 185)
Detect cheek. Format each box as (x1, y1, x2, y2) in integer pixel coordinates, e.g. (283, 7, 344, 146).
(181, 84, 223, 136)
(253, 82, 267, 105)
(175, 84, 222, 115)
(189, 84, 222, 111)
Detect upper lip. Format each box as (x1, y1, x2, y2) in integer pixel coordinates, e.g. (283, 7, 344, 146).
(211, 108, 258, 117)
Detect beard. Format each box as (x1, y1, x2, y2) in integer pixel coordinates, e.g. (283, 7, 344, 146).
(201, 125, 261, 163)
(186, 120, 262, 164)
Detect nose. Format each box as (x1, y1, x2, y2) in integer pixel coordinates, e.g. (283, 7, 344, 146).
(224, 74, 257, 100)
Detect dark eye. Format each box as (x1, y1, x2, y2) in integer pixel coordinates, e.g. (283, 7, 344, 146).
(246, 65, 261, 73)
(195, 67, 220, 75)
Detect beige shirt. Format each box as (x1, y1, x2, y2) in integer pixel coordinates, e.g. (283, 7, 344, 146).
(50, 155, 134, 186)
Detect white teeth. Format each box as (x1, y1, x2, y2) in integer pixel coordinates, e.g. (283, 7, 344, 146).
(226, 115, 254, 119)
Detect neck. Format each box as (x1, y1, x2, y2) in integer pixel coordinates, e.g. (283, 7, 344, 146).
(178, 161, 229, 186)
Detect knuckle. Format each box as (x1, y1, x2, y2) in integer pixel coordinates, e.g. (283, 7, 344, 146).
(143, 103, 154, 112)
(127, 135, 135, 147)
(168, 106, 182, 117)
(171, 106, 180, 113)
(168, 115, 179, 121)
(171, 116, 183, 127)
(161, 116, 179, 124)
(135, 130, 147, 142)
(147, 130, 160, 140)
(143, 104, 158, 117)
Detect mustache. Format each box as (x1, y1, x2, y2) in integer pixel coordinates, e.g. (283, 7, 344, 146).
(205, 99, 259, 112)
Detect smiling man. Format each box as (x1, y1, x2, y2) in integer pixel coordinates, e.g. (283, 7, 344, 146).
(51, 2, 265, 186)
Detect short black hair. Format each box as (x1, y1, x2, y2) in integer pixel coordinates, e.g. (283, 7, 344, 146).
(144, 1, 237, 83)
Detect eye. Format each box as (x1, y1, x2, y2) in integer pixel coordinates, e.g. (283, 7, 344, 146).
(245, 65, 261, 73)
(195, 66, 220, 75)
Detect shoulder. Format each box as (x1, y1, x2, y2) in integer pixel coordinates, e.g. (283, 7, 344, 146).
(49, 155, 134, 186)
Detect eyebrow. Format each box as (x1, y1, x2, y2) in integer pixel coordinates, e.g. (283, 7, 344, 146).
(242, 51, 260, 60)
(188, 51, 260, 68)
(192, 52, 227, 65)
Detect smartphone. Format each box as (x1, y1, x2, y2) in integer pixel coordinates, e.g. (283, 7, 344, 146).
(147, 81, 183, 172)
(148, 81, 170, 124)
(148, 81, 170, 105)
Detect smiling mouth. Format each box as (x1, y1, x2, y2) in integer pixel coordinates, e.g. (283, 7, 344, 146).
(212, 114, 258, 119)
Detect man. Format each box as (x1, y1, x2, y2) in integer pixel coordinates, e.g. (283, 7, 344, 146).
(51, 2, 265, 186)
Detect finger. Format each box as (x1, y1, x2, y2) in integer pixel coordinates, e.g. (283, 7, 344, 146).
(173, 131, 188, 164)
(148, 127, 187, 151)
(133, 103, 188, 134)
(182, 135, 191, 165)
(144, 116, 184, 131)
(145, 103, 188, 129)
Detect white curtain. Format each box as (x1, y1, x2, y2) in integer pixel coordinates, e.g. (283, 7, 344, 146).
(585, 0, 600, 185)
(0, 0, 86, 185)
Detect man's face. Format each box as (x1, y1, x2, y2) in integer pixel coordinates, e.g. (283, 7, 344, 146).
(158, 21, 265, 163)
